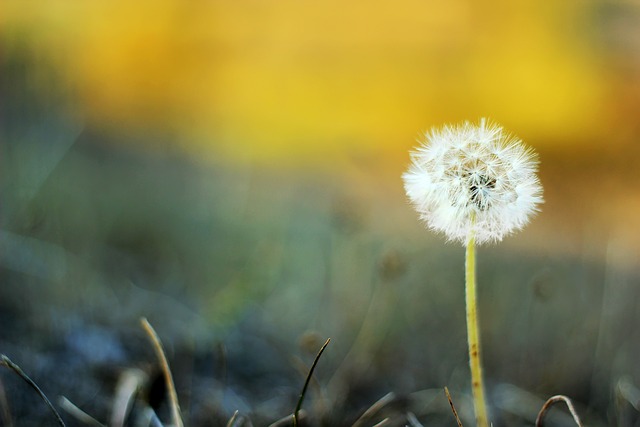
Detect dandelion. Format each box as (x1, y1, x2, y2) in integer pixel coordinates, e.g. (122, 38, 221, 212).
(403, 118, 543, 244)
(402, 118, 543, 427)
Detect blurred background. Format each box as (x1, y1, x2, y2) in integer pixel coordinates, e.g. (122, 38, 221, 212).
(1, 0, 640, 425)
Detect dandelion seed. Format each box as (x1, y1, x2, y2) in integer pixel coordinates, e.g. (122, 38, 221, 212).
(402, 118, 543, 244)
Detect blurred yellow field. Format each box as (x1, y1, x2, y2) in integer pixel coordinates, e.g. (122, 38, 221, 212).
(1, 0, 611, 163)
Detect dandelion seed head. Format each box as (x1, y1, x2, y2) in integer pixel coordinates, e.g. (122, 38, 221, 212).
(402, 119, 543, 244)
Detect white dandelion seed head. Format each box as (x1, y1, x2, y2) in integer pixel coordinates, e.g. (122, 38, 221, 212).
(402, 119, 544, 245)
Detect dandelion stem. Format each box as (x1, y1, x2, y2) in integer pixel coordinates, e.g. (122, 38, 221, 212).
(465, 230, 490, 427)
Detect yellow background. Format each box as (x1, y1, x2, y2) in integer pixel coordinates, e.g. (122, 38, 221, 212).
(1, 0, 618, 164)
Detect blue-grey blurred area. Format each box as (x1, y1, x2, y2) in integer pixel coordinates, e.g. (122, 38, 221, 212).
(2, 10, 640, 427)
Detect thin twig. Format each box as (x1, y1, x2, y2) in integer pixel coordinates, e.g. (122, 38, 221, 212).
(444, 387, 463, 427)
(0, 354, 66, 427)
(140, 318, 184, 427)
(535, 395, 583, 427)
(293, 338, 330, 427)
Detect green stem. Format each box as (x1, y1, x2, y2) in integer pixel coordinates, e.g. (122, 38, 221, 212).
(293, 338, 330, 427)
(466, 232, 490, 427)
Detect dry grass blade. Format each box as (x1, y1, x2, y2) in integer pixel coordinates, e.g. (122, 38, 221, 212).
(110, 368, 147, 427)
(269, 412, 305, 427)
(0, 354, 66, 427)
(293, 338, 330, 427)
(0, 377, 13, 427)
(371, 418, 390, 427)
(291, 355, 325, 418)
(226, 409, 254, 427)
(226, 410, 240, 427)
(444, 387, 463, 427)
(140, 318, 184, 427)
(616, 377, 640, 411)
(406, 411, 424, 427)
(140, 407, 164, 427)
(535, 395, 583, 427)
(351, 392, 396, 427)
(59, 396, 105, 426)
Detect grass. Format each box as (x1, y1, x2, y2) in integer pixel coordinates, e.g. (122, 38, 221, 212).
(0, 326, 585, 427)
